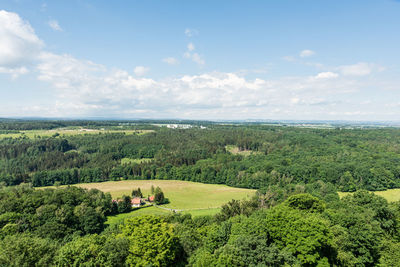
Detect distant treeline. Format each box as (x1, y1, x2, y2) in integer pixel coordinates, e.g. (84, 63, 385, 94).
(0, 119, 116, 130)
(0, 119, 213, 131)
(2, 123, 400, 191)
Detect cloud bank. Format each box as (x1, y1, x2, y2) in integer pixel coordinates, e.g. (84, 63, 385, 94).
(0, 10, 395, 120)
(0, 10, 43, 76)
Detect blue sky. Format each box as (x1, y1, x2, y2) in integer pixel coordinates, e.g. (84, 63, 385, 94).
(1, 0, 400, 120)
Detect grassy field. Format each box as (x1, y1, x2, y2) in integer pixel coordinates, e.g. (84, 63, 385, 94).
(106, 206, 222, 225)
(225, 145, 261, 156)
(56, 180, 256, 222)
(338, 188, 400, 202)
(0, 128, 154, 139)
(106, 206, 171, 225)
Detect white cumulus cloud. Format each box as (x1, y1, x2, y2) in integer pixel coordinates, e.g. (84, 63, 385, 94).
(338, 62, 375, 76)
(34, 51, 363, 118)
(315, 72, 339, 79)
(0, 10, 396, 121)
(300, 49, 315, 58)
(191, 53, 205, 65)
(184, 28, 198, 37)
(162, 57, 179, 65)
(48, 20, 62, 31)
(133, 66, 150, 76)
(184, 42, 205, 66)
(187, 42, 195, 51)
(283, 56, 296, 62)
(0, 10, 43, 74)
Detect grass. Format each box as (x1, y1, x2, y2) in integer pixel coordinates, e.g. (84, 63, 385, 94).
(107, 206, 222, 225)
(0, 128, 154, 139)
(120, 158, 153, 165)
(47, 180, 256, 223)
(72, 180, 255, 208)
(338, 188, 400, 202)
(106, 206, 171, 225)
(182, 208, 221, 217)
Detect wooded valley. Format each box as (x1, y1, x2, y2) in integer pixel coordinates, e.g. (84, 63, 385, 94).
(1, 120, 400, 266)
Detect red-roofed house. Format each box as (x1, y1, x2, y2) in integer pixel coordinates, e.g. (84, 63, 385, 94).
(148, 195, 155, 202)
(131, 197, 144, 207)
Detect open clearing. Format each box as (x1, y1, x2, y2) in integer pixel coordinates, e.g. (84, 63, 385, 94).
(225, 145, 261, 156)
(106, 206, 222, 225)
(57, 180, 256, 223)
(0, 128, 154, 139)
(338, 188, 400, 202)
(73, 180, 256, 208)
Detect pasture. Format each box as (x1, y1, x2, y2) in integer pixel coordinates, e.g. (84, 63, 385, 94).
(63, 180, 256, 222)
(338, 188, 400, 202)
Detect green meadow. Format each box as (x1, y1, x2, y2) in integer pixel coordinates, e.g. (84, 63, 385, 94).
(57, 180, 256, 223)
(338, 188, 400, 202)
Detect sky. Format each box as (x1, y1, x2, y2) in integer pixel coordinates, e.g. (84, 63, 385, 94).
(1, 0, 400, 121)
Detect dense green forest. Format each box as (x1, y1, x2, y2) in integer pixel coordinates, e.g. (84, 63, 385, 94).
(1, 182, 400, 266)
(2, 120, 400, 266)
(2, 120, 400, 192)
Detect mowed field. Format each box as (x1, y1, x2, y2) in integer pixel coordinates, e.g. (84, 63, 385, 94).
(61, 180, 256, 223)
(0, 128, 154, 139)
(338, 188, 400, 202)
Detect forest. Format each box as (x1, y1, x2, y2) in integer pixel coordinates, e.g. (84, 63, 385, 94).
(1, 120, 400, 266)
(1, 182, 400, 266)
(1, 120, 400, 192)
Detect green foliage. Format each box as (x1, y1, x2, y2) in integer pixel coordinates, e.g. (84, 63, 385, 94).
(190, 205, 335, 266)
(263, 206, 334, 265)
(3, 121, 400, 266)
(0, 234, 58, 266)
(324, 190, 395, 266)
(0, 185, 111, 240)
(117, 195, 132, 213)
(3, 124, 400, 192)
(153, 186, 167, 205)
(131, 187, 143, 198)
(56, 234, 129, 267)
(155, 191, 165, 204)
(215, 198, 259, 221)
(284, 193, 326, 213)
(118, 215, 182, 266)
(378, 240, 400, 266)
(216, 238, 299, 266)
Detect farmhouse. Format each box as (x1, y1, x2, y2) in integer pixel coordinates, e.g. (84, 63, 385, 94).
(148, 195, 155, 202)
(131, 197, 144, 207)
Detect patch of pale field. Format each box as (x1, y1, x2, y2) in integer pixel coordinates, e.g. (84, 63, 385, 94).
(225, 145, 260, 156)
(61, 180, 256, 210)
(338, 188, 400, 202)
(0, 129, 154, 139)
